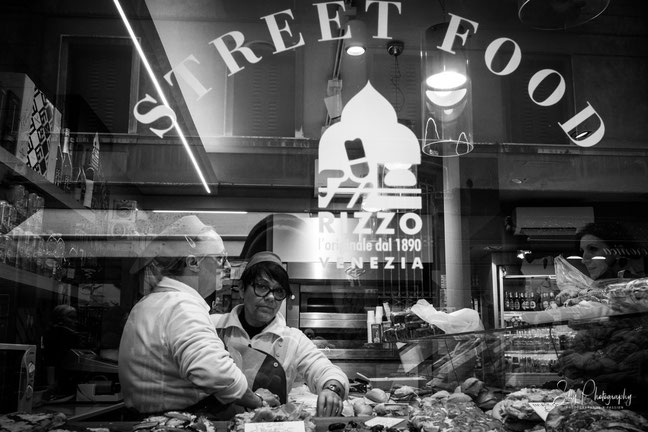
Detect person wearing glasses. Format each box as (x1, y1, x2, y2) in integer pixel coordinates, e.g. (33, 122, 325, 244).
(211, 251, 349, 417)
(119, 216, 272, 416)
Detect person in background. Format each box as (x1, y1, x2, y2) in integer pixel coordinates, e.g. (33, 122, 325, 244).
(576, 221, 645, 280)
(118, 216, 275, 417)
(43, 304, 80, 401)
(211, 251, 349, 417)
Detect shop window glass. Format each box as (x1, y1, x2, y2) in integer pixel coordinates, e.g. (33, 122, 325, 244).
(370, 52, 421, 134)
(503, 55, 573, 144)
(61, 37, 139, 134)
(230, 48, 295, 137)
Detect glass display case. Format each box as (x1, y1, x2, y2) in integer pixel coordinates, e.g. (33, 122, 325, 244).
(401, 309, 648, 416)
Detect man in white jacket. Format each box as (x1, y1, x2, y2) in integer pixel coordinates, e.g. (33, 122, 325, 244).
(119, 216, 275, 415)
(211, 251, 349, 417)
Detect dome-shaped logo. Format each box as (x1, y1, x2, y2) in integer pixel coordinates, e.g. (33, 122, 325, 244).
(318, 82, 421, 211)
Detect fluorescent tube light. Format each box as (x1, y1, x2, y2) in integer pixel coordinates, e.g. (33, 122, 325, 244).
(113, 0, 211, 194)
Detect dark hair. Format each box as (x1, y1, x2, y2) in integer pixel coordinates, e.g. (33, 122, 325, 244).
(575, 222, 647, 279)
(576, 222, 637, 250)
(240, 261, 291, 297)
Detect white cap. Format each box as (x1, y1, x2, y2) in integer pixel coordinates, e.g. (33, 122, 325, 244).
(129, 215, 224, 274)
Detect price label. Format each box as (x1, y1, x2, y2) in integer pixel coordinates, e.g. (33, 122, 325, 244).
(244, 421, 305, 432)
(364, 417, 406, 428)
(529, 402, 558, 421)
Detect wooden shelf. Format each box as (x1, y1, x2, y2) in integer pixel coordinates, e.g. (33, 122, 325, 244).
(0, 145, 83, 210)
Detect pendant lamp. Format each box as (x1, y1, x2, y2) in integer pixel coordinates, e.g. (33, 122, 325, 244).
(421, 22, 473, 157)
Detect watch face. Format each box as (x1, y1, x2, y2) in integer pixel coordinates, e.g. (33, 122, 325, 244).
(328, 384, 341, 394)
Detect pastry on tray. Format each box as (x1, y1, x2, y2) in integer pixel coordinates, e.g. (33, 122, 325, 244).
(0, 412, 67, 432)
(545, 403, 648, 432)
(409, 391, 504, 432)
(228, 403, 315, 432)
(133, 411, 217, 432)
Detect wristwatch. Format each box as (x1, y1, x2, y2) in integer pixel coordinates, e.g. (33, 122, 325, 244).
(325, 383, 342, 397)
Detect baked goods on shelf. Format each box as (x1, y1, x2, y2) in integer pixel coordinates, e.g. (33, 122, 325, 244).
(545, 404, 648, 432)
(490, 388, 567, 432)
(0, 412, 67, 432)
(557, 276, 648, 313)
(132, 411, 217, 432)
(228, 403, 315, 432)
(326, 420, 401, 432)
(372, 403, 411, 417)
(347, 376, 499, 424)
(364, 388, 390, 404)
(351, 398, 374, 416)
(409, 390, 504, 432)
(521, 258, 648, 324)
(608, 277, 648, 313)
(558, 314, 648, 396)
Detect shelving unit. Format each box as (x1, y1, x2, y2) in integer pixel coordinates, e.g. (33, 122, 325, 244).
(0, 146, 83, 211)
(495, 268, 559, 328)
(0, 145, 90, 295)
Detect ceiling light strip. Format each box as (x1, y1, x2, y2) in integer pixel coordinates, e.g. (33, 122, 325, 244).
(112, 0, 211, 194)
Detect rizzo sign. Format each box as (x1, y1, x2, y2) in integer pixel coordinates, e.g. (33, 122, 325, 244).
(316, 82, 425, 270)
(134, 2, 604, 147)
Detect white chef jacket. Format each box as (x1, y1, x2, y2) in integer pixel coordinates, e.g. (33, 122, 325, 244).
(210, 305, 349, 399)
(118, 277, 248, 413)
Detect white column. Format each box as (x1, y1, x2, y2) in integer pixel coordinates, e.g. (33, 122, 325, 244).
(443, 156, 471, 310)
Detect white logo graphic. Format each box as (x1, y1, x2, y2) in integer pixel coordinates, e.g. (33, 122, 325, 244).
(318, 82, 421, 211)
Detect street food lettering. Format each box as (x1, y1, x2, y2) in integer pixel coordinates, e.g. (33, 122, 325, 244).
(134, 5, 605, 144)
(133, 94, 177, 138)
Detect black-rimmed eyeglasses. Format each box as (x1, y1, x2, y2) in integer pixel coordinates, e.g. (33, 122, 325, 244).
(251, 281, 288, 301)
(197, 253, 229, 267)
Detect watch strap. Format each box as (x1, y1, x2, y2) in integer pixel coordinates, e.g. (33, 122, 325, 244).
(255, 392, 266, 407)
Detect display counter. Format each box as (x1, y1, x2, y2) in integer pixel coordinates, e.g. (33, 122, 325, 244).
(70, 417, 408, 432)
(40, 402, 126, 421)
(8, 308, 648, 431)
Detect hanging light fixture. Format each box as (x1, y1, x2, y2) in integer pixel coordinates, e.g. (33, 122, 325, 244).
(518, 0, 610, 30)
(421, 22, 474, 157)
(344, 19, 367, 56)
